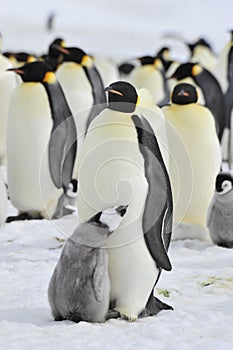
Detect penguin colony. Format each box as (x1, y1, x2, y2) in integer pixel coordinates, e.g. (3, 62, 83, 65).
(0, 29, 232, 323)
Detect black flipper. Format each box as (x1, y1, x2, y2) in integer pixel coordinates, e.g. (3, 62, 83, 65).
(131, 114, 173, 271)
(140, 292, 173, 318)
(84, 66, 107, 131)
(225, 46, 233, 166)
(44, 82, 77, 192)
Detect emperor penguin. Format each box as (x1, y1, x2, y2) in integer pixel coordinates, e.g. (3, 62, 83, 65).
(188, 38, 217, 74)
(215, 31, 233, 167)
(42, 37, 66, 72)
(92, 55, 119, 87)
(0, 169, 7, 225)
(155, 47, 180, 78)
(54, 45, 106, 178)
(162, 83, 222, 241)
(0, 35, 18, 164)
(48, 205, 128, 323)
(207, 172, 233, 248)
(7, 61, 77, 221)
(78, 81, 173, 321)
(129, 56, 170, 106)
(169, 62, 226, 142)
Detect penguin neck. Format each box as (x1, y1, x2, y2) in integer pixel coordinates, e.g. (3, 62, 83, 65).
(43, 81, 72, 120)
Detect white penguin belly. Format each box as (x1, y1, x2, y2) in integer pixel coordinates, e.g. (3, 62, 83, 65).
(7, 83, 61, 217)
(78, 111, 158, 319)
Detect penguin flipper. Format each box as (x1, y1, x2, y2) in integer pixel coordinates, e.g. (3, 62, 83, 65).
(49, 114, 77, 190)
(84, 66, 107, 130)
(206, 197, 215, 228)
(92, 250, 107, 302)
(132, 114, 173, 271)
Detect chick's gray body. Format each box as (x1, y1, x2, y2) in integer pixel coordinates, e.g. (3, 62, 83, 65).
(207, 191, 233, 248)
(48, 222, 110, 323)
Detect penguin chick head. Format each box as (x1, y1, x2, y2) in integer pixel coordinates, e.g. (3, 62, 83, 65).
(171, 62, 203, 80)
(215, 173, 233, 195)
(52, 45, 93, 67)
(171, 83, 198, 105)
(74, 205, 128, 248)
(105, 81, 139, 113)
(7, 61, 56, 84)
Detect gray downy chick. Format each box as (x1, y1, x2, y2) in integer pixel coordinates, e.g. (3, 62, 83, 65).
(48, 205, 128, 323)
(207, 172, 233, 248)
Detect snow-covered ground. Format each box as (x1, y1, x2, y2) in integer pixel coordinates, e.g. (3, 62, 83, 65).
(1, 1, 233, 349)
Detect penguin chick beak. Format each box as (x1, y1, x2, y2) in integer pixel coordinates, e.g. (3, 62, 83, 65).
(104, 86, 124, 96)
(177, 90, 189, 97)
(7, 67, 24, 75)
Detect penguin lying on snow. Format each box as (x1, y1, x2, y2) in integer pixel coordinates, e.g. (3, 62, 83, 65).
(48, 205, 128, 323)
(78, 80, 173, 321)
(7, 61, 77, 221)
(207, 172, 233, 248)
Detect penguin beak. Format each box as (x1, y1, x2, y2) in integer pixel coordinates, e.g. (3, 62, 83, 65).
(104, 87, 123, 96)
(52, 45, 69, 55)
(7, 67, 24, 75)
(177, 90, 189, 97)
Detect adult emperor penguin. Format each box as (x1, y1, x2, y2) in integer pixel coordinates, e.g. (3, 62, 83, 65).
(129, 56, 170, 106)
(162, 83, 222, 241)
(54, 45, 106, 178)
(170, 62, 226, 142)
(0, 35, 18, 164)
(188, 38, 217, 74)
(207, 172, 233, 248)
(42, 37, 65, 71)
(215, 31, 233, 166)
(48, 205, 128, 323)
(7, 61, 77, 221)
(78, 81, 173, 321)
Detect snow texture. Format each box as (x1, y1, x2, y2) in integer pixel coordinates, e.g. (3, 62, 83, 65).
(0, 0, 233, 349)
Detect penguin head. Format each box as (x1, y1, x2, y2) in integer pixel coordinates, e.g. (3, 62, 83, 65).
(215, 173, 233, 195)
(139, 55, 155, 65)
(187, 38, 212, 53)
(74, 205, 128, 248)
(7, 61, 56, 84)
(156, 47, 170, 61)
(105, 81, 139, 113)
(171, 83, 198, 105)
(52, 46, 93, 67)
(171, 62, 203, 80)
(48, 37, 65, 57)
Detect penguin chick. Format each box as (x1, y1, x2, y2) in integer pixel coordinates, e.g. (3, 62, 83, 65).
(48, 205, 128, 323)
(207, 172, 233, 248)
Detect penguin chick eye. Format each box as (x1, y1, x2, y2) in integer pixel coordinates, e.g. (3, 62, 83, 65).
(221, 180, 232, 194)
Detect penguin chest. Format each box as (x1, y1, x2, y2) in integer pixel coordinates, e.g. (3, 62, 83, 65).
(7, 83, 61, 213)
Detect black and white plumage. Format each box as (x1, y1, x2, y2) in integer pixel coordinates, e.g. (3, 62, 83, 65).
(48, 205, 128, 323)
(207, 172, 233, 248)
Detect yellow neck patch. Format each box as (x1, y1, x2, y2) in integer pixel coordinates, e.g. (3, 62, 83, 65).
(81, 55, 93, 68)
(43, 71, 56, 84)
(192, 64, 203, 76)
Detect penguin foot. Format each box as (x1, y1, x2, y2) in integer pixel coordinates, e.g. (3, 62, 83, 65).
(105, 309, 121, 321)
(140, 295, 173, 318)
(6, 213, 43, 223)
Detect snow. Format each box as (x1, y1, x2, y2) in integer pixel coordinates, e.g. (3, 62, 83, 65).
(1, 0, 233, 349)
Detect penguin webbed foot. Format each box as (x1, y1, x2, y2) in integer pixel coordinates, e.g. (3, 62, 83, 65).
(105, 309, 121, 321)
(6, 212, 43, 223)
(140, 295, 173, 318)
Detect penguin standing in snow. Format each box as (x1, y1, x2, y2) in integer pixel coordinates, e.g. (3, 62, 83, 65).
(162, 83, 222, 241)
(0, 34, 18, 164)
(48, 205, 128, 323)
(207, 172, 233, 248)
(78, 81, 173, 321)
(54, 45, 106, 178)
(7, 61, 77, 221)
(170, 62, 226, 142)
